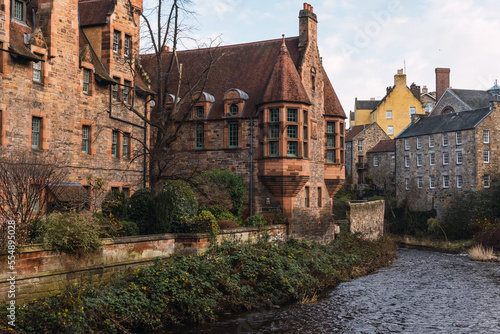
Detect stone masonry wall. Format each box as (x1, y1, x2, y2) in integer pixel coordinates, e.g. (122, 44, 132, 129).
(348, 200, 384, 240)
(0, 225, 286, 303)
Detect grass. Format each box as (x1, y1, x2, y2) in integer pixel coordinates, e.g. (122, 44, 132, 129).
(467, 244, 498, 261)
(391, 234, 474, 253)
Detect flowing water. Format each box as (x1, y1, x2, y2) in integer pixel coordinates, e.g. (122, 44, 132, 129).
(166, 248, 500, 334)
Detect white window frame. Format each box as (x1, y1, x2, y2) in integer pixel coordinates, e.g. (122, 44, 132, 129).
(410, 106, 416, 115)
(417, 176, 423, 189)
(404, 156, 410, 168)
(430, 153, 435, 166)
(430, 176, 435, 189)
(33, 60, 42, 83)
(442, 133, 448, 146)
(443, 175, 449, 188)
(429, 135, 434, 148)
(113, 30, 120, 53)
(483, 130, 490, 144)
(417, 154, 422, 167)
(484, 174, 491, 188)
(124, 35, 131, 57)
(373, 155, 379, 167)
(456, 150, 463, 165)
(456, 131, 462, 145)
(404, 138, 409, 151)
(405, 178, 410, 190)
(358, 140, 363, 152)
(386, 110, 392, 119)
(388, 126, 394, 136)
(443, 152, 449, 165)
(457, 175, 463, 189)
(416, 137, 422, 149)
(484, 150, 490, 163)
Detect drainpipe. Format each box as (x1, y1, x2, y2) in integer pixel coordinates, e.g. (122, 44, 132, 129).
(249, 116, 254, 216)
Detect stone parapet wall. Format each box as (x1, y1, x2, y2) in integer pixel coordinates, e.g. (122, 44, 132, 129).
(348, 200, 384, 240)
(0, 225, 286, 303)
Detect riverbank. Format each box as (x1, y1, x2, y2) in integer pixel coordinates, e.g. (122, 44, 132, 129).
(1, 233, 396, 333)
(391, 234, 475, 253)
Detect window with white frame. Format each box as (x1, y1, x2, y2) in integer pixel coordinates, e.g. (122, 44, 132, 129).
(404, 155, 410, 167)
(483, 130, 490, 144)
(456, 151, 463, 165)
(442, 133, 448, 146)
(430, 153, 435, 166)
(373, 155, 379, 167)
(443, 152, 449, 165)
(457, 175, 463, 189)
(484, 150, 490, 163)
(417, 154, 422, 167)
(456, 131, 462, 145)
(404, 138, 409, 150)
(358, 140, 363, 152)
(430, 176, 435, 189)
(416, 137, 422, 149)
(443, 175, 449, 188)
(484, 174, 491, 188)
(429, 135, 434, 148)
(386, 110, 392, 119)
(388, 126, 394, 136)
(410, 106, 416, 115)
(417, 176, 423, 189)
(405, 178, 410, 190)
(33, 60, 42, 83)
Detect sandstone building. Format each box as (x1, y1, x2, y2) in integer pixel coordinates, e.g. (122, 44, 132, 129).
(350, 69, 425, 139)
(141, 3, 346, 240)
(366, 139, 395, 200)
(395, 101, 500, 217)
(0, 0, 153, 207)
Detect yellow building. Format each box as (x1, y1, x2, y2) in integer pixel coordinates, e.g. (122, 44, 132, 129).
(350, 69, 425, 139)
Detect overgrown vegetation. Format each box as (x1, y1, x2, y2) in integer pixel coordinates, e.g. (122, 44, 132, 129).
(0, 234, 396, 333)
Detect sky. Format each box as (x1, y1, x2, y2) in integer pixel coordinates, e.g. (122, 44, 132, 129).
(143, 0, 500, 124)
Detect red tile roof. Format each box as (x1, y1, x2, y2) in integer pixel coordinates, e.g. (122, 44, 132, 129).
(140, 36, 344, 119)
(323, 68, 345, 117)
(367, 139, 395, 153)
(345, 124, 369, 141)
(261, 39, 310, 105)
(9, 22, 41, 61)
(78, 0, 114, 27)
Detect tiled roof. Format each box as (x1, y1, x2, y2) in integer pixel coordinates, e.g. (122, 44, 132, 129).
(367, 139, 395, 153)
(79, 29, 114, 83)
(448, 89, 493, 110)
(355, 99, 380, 110)
(9, 22, 41, 61)
(140, 36, 344, 119)
(345, 124, 369, 141)
(261, 39, 310, 105)
(78, 0, 114, 27)
(397, 107, 491, 138)
(323, 68, 345, 117)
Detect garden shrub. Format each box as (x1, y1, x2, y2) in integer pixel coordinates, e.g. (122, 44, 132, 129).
(218, 219, 240, 229)
(101, 191, 128, 221)
(128, 188, 156, 235)
(244, 214, 267, 227)
(40, 211, 102, 254)
(197, 169, 247, 218)
(261, 212, 285, 225)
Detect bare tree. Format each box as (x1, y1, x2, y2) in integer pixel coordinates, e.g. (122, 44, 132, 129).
(0, 152, 66, 246)
(120, 0, 222, 194)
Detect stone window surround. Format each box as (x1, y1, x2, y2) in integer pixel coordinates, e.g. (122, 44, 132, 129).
(111, 130, 119, 158)
(12, 0, 27, 22)
(78, 119, 94, 157)
(443, 175, 450, 188)
(80, 61, 95, 96)
(111, 28, 135, 58)
(28, 110, 48, 151)
(31, 45, 48, 85)
(122, 132, 131, 159)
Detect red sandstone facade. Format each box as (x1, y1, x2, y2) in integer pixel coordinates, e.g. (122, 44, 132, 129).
(0, 0, 153, 205)
(142, 3, 346, 240)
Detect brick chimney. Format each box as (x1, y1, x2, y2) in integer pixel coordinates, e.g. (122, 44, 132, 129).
(422, 85, 428, 94)
(435, 68, 450, 102)
(299, 3, 318, 48)
(410, 82, 421, 101)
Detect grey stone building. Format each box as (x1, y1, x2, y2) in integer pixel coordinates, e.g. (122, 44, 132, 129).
(395, 101, 500, 218)
(345, 123, 390, 186)
(366, 139, 396, 200)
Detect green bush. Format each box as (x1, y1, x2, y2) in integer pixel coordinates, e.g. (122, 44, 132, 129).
(198, 169, 247, 218)
(128, 188, 156, 235)
(101, 191, 128, 221)
(40, 211, 102, 254)
(205, 205, 239, 223)
(119, 220, 139, 236)
(244, 214, 267, 227)
(157, 180, 198, 234)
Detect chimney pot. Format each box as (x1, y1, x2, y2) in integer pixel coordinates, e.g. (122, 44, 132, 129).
(304, 3, 307, 9)
(310, 5, 313, 12)
(397, 69, 404, 75)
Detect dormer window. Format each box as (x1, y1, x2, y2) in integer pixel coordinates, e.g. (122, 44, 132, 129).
(13, 0, 25, 21)
(195, 106, 204, 118)
(229, 104, 238, 116)
(33, 59, 42, 83)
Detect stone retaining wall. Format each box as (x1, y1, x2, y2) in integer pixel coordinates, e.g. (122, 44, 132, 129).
(0, 225, 286, 303)
(348, 200, 384, 240)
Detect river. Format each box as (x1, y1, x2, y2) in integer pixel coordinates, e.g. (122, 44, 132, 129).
(167, 248, 500, 334)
